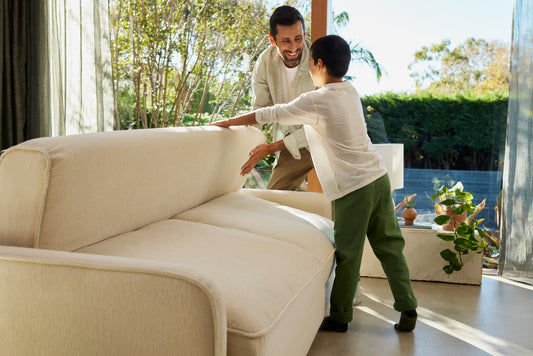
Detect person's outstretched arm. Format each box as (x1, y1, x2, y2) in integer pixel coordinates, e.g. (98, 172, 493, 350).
(209, 112, 268, 175)
(209, 112, 258, 128)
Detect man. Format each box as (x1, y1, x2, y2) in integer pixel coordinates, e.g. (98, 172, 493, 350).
(247, 5, 316, 190)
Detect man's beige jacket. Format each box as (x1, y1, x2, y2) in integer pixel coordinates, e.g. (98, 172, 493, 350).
(252, 38, 316, 159)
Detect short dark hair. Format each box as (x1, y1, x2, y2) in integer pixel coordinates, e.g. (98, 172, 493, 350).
(310, 35, 351, 78)
(269, 6, 305, 39)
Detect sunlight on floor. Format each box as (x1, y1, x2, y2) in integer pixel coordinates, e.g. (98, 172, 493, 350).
(357, 306, 396, 325)
(484, 275, 533, 291)
(362, 288, 531, 356)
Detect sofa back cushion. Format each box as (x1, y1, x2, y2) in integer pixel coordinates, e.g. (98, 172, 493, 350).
(0, 127, 264, 251)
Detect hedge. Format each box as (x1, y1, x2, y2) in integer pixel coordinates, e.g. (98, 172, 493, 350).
(361, 92, 509, 171)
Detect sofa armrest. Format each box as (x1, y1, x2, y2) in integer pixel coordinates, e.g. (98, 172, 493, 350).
(0, 246, 226, 356)
(241, 188, 333, 220)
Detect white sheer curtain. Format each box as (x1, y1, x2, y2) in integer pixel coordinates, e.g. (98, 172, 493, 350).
(500, 0, 533, 284)
(38, 0, 114, 137)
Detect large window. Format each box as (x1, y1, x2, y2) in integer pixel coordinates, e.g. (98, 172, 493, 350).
(331, 0, 513, 271)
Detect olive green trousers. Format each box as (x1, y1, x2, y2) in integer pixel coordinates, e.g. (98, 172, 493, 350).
(329, 174, 418, 323)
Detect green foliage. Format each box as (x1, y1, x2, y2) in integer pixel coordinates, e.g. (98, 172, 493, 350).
(408, 37, 510, 94)
(361, 92, 508, 170)
(429, 183, 489, 274)
(110, 0, 271, 129)
(404, 194, 416, 209)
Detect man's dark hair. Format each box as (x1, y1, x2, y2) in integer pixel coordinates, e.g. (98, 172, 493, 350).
(310, 35, 351, 78)
(269, 6, 305, 39)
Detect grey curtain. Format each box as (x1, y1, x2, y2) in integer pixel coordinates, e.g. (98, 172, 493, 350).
(0, 0, 40, 150)
(500, 0, 533, 284)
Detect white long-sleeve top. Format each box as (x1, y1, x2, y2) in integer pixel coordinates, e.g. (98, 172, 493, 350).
(256, 81, 387, 201)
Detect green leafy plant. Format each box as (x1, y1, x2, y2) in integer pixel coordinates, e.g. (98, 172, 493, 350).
(404, 194, 416, 209)
(429, 182, 489, 274)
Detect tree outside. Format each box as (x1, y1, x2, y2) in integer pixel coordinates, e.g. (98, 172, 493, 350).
(408, 37, 510, 95)
(110, 0, 273, 129)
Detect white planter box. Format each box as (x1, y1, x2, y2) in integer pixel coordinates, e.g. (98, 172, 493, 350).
(360, 226, 483, 285)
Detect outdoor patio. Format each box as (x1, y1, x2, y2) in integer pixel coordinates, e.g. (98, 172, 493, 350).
(309, 273, 533, 355)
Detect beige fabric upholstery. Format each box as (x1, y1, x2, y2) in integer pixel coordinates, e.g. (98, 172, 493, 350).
(0, 127, 264, 251)
(0, 148, 50, 248)
(0, 126, 336, 356)
(0, 246, 226, 356)
(174, 192, 334, 261)
(77, 217, 334, 356)
(242, 188, 333, 220)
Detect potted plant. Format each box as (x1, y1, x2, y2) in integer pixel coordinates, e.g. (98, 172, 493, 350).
(429, 182, 489, 274)
(402, 194, 417, 225)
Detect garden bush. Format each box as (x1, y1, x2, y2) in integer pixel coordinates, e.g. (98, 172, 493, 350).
(361, 92, 508, 171)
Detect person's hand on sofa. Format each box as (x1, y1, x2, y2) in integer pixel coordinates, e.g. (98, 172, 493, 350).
(208, 120, 231, 128)
(241, 141, 285, 175)
(207, 112, 258, 129)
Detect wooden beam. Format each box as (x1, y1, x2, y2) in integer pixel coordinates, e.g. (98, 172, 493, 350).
(311, 0, 329, 41)
(307, 0, 329, 193)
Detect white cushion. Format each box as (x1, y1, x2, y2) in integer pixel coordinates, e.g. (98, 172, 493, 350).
(174, 192, 335, 263)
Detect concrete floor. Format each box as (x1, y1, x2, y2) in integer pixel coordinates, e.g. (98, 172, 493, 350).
(308, 274, 533, 356)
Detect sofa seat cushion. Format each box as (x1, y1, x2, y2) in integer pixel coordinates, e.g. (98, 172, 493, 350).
(76, 219, 333, 337)
(173, 192, 335, 264)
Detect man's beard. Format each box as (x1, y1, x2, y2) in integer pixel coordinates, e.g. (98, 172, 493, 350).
(280, 49, 302, 68)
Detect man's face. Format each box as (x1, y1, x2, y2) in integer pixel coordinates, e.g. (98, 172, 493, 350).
(269, 21, 305, 68)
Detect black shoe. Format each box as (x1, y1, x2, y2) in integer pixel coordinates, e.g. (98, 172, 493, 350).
(394, 310, 417, 332)
(319, 316, 348, 333)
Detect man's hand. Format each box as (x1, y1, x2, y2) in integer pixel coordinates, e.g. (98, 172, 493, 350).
(240, 141, 285, 176)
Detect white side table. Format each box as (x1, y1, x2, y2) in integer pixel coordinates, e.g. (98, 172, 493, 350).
(360, 225, 483, 285)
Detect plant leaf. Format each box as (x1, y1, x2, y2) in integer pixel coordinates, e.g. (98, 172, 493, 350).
(434, 215, 451, 225)
(440, 249, 458, 262)
(454, 204, 468, 215)
(455, 238, 477, 249)
(454, 244, 469, 253)
(457, 223, 474, 236)
(456, 191, 473, 203)
(437, 233, 455, 241)
(450, 182, 464, 192)
(443, 265, 454, 274)
(440, 199, 456, 206)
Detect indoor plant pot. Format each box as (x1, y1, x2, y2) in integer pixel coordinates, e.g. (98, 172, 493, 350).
(402, 208, 417, 225)
(442, 205, 467, 231)
(400, 194, 417, 225)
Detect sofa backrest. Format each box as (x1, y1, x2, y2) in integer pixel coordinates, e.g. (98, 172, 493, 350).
(0, 127, 264, 251)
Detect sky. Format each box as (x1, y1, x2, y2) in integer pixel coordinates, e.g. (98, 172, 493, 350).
(331, 0, 514, 95)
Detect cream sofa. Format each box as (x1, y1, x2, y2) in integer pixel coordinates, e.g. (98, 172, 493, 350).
(0, 126, 335, 356)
